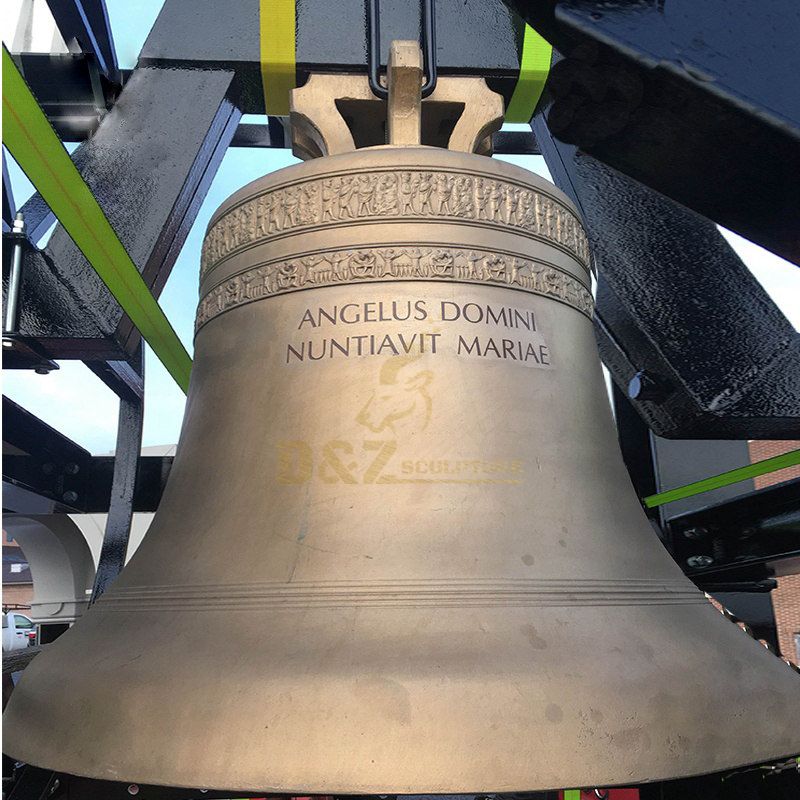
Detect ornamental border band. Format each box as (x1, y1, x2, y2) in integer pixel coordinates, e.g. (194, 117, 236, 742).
(194, 246, 594, 333)
(200, 169, 591, 282)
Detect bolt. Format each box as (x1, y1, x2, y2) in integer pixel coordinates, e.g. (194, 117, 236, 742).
(687, 554, 714, 569)
(41, 462, 55, 475)
(64, 462, 80, 475)
(127, 785, 139, 796)
(627, 370, 665, 402)
(683, 526, 707, 540)
(62, 490, 79, 504)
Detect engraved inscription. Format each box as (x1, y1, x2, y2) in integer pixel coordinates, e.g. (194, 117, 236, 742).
(195, 247, 594, 332)
(200, 170, 590, 279)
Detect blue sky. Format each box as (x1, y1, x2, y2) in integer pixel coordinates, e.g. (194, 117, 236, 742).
(4, 1, 799, 453)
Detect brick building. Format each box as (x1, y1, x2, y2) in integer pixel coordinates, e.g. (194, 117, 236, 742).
(2, 529, 33, 609)
(748, 440, 800, 665)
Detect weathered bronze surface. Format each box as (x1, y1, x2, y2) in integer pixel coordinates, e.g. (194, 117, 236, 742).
(5, 146, 799, 793)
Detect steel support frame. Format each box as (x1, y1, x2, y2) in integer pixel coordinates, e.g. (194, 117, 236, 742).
(4, 64, 240, 397)
(3, 59, 242, 621)
(506, 0, 800, 266)
(533, 112, 800, 440)
(43, 0, 120, 84)
(2, 151, 15, 233)
(90, 348, 143, 600)
(666, 477, 800, 587)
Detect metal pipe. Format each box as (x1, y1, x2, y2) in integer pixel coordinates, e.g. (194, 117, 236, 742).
(3, 211, 26, 335)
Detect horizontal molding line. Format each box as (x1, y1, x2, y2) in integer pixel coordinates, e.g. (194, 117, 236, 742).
(99, 577, 704, 611)
(2, 46, 192, 393)
(643, 448, 800, 508)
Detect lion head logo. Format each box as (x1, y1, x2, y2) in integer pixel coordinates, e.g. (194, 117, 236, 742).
(356, 355, 433, 437)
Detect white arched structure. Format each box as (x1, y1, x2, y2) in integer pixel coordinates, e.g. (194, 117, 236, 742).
(4, 514, 95, 623)
(3, 513, 154, 624)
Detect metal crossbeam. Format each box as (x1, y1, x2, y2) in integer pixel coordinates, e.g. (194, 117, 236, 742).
(2, 47, 192, 393)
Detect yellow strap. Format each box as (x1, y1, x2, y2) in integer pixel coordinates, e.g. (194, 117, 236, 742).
(506, 23, 553, 123)
(259, 0, 297, 115)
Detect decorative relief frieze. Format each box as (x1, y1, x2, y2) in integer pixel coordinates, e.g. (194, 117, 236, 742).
(195, 246, 594, 332)
(200, 171, 590, 279)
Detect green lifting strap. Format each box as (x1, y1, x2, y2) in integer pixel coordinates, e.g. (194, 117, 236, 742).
(505, 23, 553, 124)
(643, 448, 800, 508)
(2, 47, 192, 394)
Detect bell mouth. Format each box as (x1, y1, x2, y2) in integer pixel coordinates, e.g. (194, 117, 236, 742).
(6, 598, 799, 793)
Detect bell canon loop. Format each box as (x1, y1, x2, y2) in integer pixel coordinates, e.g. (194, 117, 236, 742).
(5, 144, 799, 792)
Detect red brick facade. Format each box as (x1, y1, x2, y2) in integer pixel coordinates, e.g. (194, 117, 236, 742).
(772, 574, 800, 665)
(747, 440, 800, 664)
(748, 439, 800, 490)
(2, 582, 33, 608)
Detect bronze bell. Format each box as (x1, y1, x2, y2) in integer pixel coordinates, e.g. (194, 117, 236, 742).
(5, 43, 799, 794)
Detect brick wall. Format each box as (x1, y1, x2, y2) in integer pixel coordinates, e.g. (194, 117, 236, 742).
(3, 583, 33, 608)
(747, 440, 800, 664)
(747, 440, 800, 490)
(772, 574, 800, 665)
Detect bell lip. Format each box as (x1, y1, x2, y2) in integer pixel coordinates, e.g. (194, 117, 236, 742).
(6, 744, 800, 796)
(204, 145, 584, 235)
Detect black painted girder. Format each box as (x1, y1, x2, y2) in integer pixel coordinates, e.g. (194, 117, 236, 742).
(6, 66, 240, 389)
(141, 0, 526, 111)
(90, 347, 144, 600)
(2, 395, 172, 514)
(2, 395, 92, 513)
(534, 116, 800, 440)
(3, 396, 90, 465)
(41, 66, 240, 356)
(668, 478, 800, 585)
(12, 53, 115, 141)
(2, 152, 15, 233)
(16, 193, 55, 245)
(506, 0, 800, 264)
(44, 0, 119, 84)
(3, 455, 174, 515)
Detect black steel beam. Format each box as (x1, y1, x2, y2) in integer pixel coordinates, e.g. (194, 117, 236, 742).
(2, 396, 171, 514)
(42, 66, 240, 356)
(3, 396, 91, 464)
(16, 194, 55, 246)
(507, 0, 800, 265)
(534, 114, 800, 440)
(12, 53, 117, 141)
(141, 0, 527, 111)
(668, 478, 800, 584)
(44, 0, 119, 83)
(3, 455, 173, 515)
(2, 152, 15, 233)
(493, 129, 539, 155)
(90, 348, 144, 600)
(3, 395, 93, 513)
(5, 65, 240, 376)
